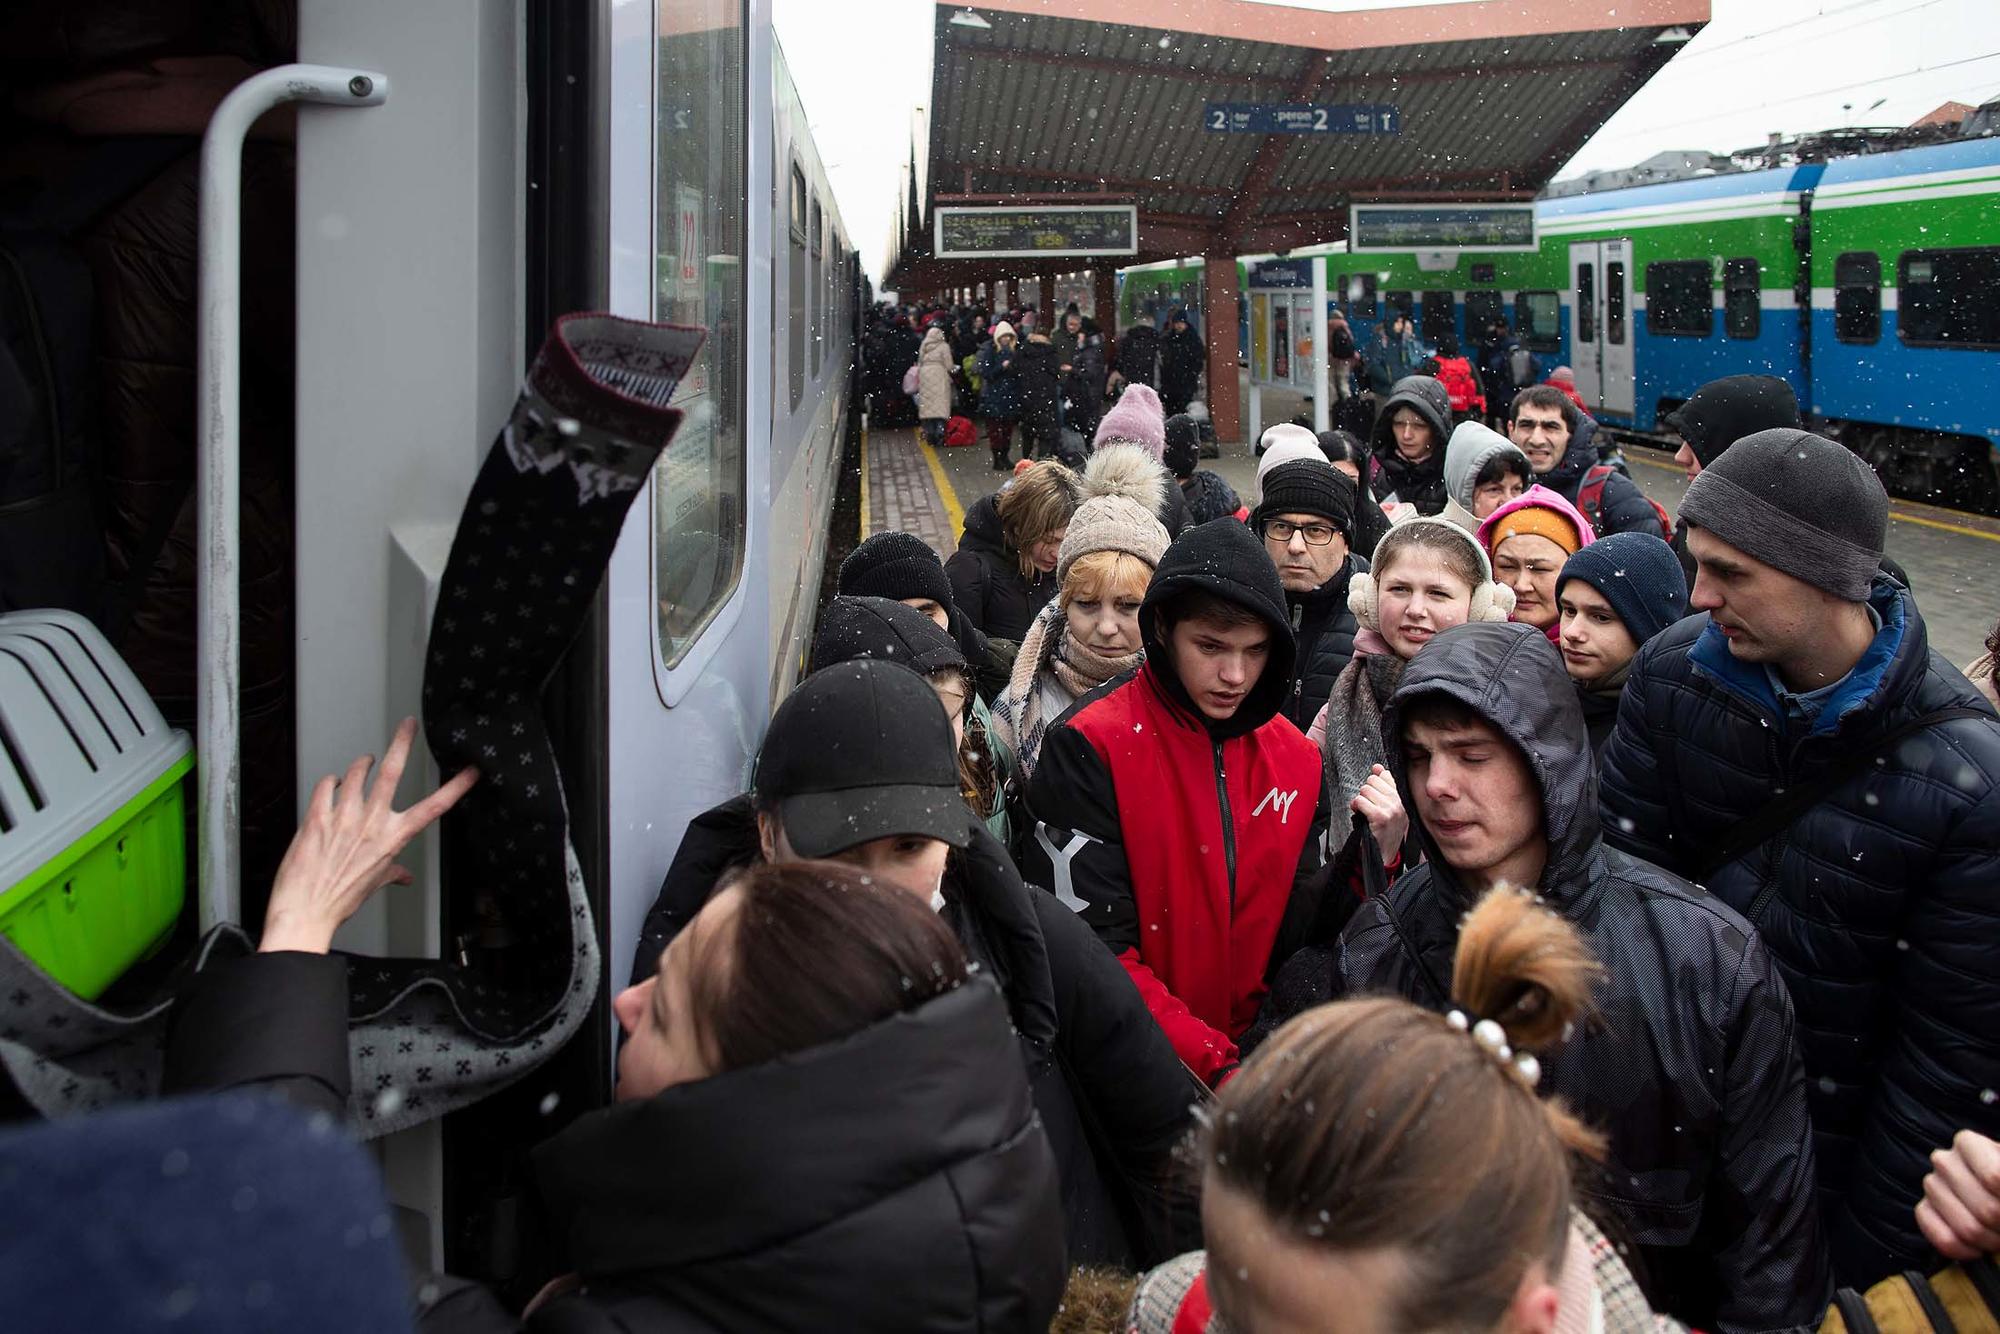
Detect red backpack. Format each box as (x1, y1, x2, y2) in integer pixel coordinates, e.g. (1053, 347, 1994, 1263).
(1433, 355, 1485, 415)
(1577, 463, 1672, 541)
(943, 415, 976, 448)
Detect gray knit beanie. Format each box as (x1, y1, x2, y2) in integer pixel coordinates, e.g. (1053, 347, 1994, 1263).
(1055, 495, 1171, 585)
(1678, 428, 1887, 601)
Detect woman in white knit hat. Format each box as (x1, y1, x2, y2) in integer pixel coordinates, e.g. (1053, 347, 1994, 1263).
(991, 448, 1172, 783)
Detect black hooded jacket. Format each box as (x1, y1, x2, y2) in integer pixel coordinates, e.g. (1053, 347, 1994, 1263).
(945, 493, 1057, 642)
(1368, 376, 1451, 515)
(1600, 579, 2000, 1287)
(519, 981, 1066, 1333)
(629, 798, 1205, 1268)
(1533, 415, 1663, 538)
(1252, 622, 1830, 1334)
(1282, 553, 1367, 734)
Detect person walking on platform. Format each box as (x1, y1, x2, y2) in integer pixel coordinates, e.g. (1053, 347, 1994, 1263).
(1552, 533, 1688, 755)
(1325, 304, 1358, 402)
(1599, 428, 2000, 1289)
(1368, 375, 1452, 516)
(635, 662, 1206, 1269)
(1255, 621, 1831, 1333)
(946, 459, 1078, 643)
(975, 321, 1023, 470)
(1119, 322, 1161, 391)
(1362, 311, 1423, 398)
(1159, 308, 1204, 417)
(1019, 519, 1330, 1089)
(1016, 333, 1064, 462)
(914, 325, 953, 448)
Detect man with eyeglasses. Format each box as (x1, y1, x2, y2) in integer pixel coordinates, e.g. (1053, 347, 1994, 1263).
(1251, 459, 1366, 731)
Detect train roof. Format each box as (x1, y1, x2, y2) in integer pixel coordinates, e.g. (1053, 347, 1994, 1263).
(1537, 162, 1821, 223)
(1814, 133, 2000, 190)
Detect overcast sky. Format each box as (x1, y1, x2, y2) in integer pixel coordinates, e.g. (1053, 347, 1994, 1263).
(771, 0, 2000, 285)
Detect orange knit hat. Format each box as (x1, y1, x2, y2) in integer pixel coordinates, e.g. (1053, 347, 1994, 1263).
(1487, 504, 1583, 556)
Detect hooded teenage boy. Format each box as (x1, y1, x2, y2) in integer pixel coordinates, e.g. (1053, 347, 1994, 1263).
(1553, 533, 1689, 754)
(1252, 622, 1830, 1334)
(1020, 520, 1331, 1088)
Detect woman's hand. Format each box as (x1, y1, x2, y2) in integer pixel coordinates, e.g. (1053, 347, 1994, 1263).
(1351, 765, 1407, 867)
(259, 718, 479, 955)
(1917, 1129, 2000, 1260)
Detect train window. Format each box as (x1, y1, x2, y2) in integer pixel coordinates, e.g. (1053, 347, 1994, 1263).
(653, 2, 748, 670)
(1898, 246, 2000, 349)
(1834, 252, 1880, 344)
(788, 163, 806, 410)
(1515, 290, 1560, 351)
(1577, 263, 1597, 343)
(1606, 263, 1626, 344)
(1724, 258, 1760, 340)
(1351, 273, 1377, 318)
(1645, 261, 1712, 337)
(1463, 289, 1504, 336)
(1384, 290, 1414, 321)
(1420, 290, 1454, 341)
(809, 196, 822, 379)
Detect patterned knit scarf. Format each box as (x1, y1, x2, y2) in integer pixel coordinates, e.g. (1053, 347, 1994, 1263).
(1052, 630, 1143, 699)
(1321, 646, 1407, 809)
(992, 601, 1141, 781)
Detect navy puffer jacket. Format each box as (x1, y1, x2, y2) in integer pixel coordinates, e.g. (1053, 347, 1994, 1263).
(1600, 579, 2000, 1287)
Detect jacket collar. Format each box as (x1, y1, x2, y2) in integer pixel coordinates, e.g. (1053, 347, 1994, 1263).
(1688, 578, 1913, 738)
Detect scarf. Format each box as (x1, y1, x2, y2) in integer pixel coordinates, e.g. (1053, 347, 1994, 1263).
(1320, 640, 1407, 809)
(991, 600, 1141, 781)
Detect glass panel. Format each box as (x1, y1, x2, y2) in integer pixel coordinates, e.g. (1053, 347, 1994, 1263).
(1834, 251, 1880, 345)
(1644, 260, 1712, 337)
(809, 197, 822, 378)
(652, 0, 746, 670)
(1516, 290, 1560, 350)
(1463, 289, 1504, 337)
(1384, 290, 1413, 319)
(1606, 264, 1626, 345)
(1420, 290, 1454, 342)
(1577, 263, 1596, 343)
(788, 163, 806, 408)
(1724, 257, 1760, 340)
(1354, 273, 1377, 318)
(1898, 246, 2000, 349)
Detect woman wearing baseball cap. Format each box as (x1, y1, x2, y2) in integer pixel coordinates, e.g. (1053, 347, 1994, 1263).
(631, 659, 1205, 1268)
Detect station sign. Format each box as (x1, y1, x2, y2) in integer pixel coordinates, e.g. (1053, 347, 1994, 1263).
(1205, 103, 1400, 134)
(933, 205, 1138, 260)
(1348, 203, 1539, 253)
(1247, 258, 1315, 289)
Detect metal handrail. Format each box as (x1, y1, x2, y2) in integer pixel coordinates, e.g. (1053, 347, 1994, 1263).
(198, 64, 388, 933)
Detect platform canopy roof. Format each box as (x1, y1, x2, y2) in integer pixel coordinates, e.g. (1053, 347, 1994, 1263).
(888, 0, 1709, 289)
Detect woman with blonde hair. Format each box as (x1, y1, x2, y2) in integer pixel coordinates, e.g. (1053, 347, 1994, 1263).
(992, 447, 1170, 781)
(945, 459, 1078, 641)
(1130, 889, 1682, 1334)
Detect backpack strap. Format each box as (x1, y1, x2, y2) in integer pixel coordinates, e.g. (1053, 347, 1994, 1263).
(1901, 1270, 1961, 1334)
(1830, 1287, 1882, 1334)
(1690, 707, 1992, 884)
(1965, 1257, 2000, 1322)
(1577, 463, 1612, 537)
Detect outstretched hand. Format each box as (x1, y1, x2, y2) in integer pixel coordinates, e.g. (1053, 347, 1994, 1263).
(259, 718, 479, 955)
(1351, 764, 1407, 868)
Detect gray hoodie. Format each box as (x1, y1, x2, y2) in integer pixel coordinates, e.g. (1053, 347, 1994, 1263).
(1438, 421, 1531, 533)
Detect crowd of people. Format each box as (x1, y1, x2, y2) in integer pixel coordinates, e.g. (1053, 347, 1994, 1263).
(17, 332, 2000, 1331)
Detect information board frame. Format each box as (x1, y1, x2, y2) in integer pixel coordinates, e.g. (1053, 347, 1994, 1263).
(933, 204, 1139, 260)
(1348, 203, 1539, 254)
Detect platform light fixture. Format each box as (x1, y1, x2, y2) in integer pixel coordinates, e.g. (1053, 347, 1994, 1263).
(949, 8, 992, 29)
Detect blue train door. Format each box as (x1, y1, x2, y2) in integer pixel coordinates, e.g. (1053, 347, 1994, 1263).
(1567, 238, 1635, 418)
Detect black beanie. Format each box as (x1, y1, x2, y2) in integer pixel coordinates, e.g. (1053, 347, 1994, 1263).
(837, 531, 954, 610)
(1664, 374, 1801, 469)
(1249, 459, 1357, 539)
(810, 596, 966, 677)
(1163, 414, 1200, 479)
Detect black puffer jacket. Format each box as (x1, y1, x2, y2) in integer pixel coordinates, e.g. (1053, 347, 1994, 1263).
(1535, 416, 1662, 538)
(1600, 578, 2000, 1287)
(1367, 376, 1450, 515)
(1179, 471, 1240, 526)
(946, 493, 1057, 642)
(1254, 622, 1830, 1334)
(1281, 553, 1366, 733)
(631, 798, 1205, 1268)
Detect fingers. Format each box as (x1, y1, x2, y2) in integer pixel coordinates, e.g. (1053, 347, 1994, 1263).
(337, 751, 375, 818)
(1930, 1137, 2000, 1248)
(370, 717, 419, 815)
(1920, 1166, 1999, 1258)
(399, 765, 481, 838)
(310, 773, 339, 817)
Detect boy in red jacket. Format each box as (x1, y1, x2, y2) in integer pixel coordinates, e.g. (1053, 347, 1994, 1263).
(1022, 519, 1331, 1086)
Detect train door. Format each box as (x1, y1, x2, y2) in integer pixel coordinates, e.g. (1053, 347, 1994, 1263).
(1566, 239, 1635, 417)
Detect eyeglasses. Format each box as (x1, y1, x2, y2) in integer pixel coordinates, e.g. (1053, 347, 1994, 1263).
(1263, 520, 1340, 547)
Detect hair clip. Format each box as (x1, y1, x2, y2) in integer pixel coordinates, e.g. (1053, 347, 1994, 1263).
(1446, 1009, 1542, 1087)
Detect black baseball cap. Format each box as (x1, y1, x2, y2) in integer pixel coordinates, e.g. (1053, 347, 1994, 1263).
(751, 659, 971, 857)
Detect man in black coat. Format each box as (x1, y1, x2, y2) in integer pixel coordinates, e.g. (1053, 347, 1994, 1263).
(1250, 458, 1367, 733)
(1600, 428, 2000, 1288)
(1158, 309, 1203, 417)
(1508, 385, 1663, 538)
(1251, 620, 1830, 1334)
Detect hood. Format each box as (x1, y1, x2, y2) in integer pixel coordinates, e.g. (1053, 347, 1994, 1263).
(1477, 484, 1596, 558)
(1370, 376, 1451, 485)
(959, 492, 1008, 554)
(991, 320, 1015, 342)
(1442, 421, 1530, 512)
(1384, 622, 1602, 910)
(1138, 518, 1297, 740)
(535, 981, 1038, 1277)
(922, 326, 947, 348)
(1664, 374, 1800, 468)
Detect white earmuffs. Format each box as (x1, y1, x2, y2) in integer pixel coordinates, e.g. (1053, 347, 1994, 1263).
(1349, 516, 1516, 631)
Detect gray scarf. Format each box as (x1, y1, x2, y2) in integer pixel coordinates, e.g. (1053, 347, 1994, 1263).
(1321, 651, 1407, 809)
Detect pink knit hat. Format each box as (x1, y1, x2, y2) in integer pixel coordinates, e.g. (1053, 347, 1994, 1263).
(1091, 383, 1167, 460)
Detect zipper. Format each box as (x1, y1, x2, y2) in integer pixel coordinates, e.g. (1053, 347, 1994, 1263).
(1743, 727, 1806, 925)
(0, 246, 64, 485)
(1289, 603, 1305, 725)
(1213, 741, 1237, 911)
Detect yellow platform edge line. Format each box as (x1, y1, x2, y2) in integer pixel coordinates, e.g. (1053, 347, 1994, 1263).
(858, 425, 871, 540)
(1627, 446, 2000, 543)
(916, 429, 966, 543)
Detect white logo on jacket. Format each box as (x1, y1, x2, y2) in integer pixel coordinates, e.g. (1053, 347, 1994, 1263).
(1252, 787, 1300, 824)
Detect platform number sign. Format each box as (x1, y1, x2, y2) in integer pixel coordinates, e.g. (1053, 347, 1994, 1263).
(1205, 103, 1400, 134)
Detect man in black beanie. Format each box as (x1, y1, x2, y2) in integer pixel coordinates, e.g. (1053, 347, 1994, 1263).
(1163, 413, 1242, 525)
(838, 530, 1015, 699)
(1599, 427, 2000, 1288)
(1250, 459, 1365, 731)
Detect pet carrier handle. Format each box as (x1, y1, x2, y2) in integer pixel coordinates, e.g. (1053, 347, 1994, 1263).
(198, 65, 388, 933)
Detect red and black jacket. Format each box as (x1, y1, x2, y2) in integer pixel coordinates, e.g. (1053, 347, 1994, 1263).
(1022, 519, 1331, 1086)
